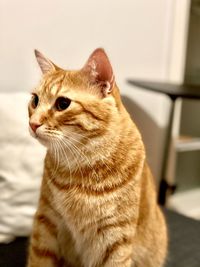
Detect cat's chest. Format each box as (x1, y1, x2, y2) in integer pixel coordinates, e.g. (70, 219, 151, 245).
(49, 178, 116, 232)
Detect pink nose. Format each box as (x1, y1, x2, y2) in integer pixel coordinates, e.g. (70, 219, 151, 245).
(29, 122, 41, 133)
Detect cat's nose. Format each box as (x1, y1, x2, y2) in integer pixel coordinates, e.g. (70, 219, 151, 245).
(29, 122, 41, 133)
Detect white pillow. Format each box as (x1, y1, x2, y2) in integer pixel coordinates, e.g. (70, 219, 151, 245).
(0, 92, 46, 243)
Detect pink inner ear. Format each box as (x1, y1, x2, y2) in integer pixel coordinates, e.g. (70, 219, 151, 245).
(83, 48, 115, 94)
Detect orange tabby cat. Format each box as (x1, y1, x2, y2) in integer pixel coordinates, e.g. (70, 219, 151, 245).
(27, 48, 167, 267)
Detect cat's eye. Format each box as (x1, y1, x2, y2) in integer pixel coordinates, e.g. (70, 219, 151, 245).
(55, 97, 71, 111)
(31, 94, 39, 109)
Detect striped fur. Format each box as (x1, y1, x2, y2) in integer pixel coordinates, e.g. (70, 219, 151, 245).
(27, 49, 167, 267)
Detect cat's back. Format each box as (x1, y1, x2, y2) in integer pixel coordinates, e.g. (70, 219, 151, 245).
(132, 162, 168, 267)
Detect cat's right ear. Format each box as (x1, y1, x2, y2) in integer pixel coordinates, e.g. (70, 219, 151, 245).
(34, 50, 58, 74)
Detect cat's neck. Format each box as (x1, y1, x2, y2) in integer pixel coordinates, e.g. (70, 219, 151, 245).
(45, 113, 145, 189)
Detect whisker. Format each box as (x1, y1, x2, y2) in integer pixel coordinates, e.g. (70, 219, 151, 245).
(56, 138, 73, 188)
(58, 137, 85, 186)
(62, 131, 114, 179)
(43, 129, 115, 188)
(50, 139, 60, 180)
(61, 133, 100, 185)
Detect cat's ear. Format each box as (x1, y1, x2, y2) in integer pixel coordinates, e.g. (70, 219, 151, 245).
(34, 50, 58, 74)
(82, 48, 115, 97)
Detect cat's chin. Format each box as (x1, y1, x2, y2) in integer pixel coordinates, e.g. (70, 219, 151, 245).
(36, 137, 50, 147)
(29, 127, 51, 148)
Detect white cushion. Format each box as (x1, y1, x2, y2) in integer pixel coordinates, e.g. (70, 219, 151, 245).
(0, 92, 45, 243)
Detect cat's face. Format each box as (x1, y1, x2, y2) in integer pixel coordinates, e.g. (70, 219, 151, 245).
(28, 49, 121, 152)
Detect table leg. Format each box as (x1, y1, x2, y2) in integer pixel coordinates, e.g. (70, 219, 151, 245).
(158, 97, 177, 205)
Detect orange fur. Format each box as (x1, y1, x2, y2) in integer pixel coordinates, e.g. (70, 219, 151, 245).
(27, 49, 167, 267)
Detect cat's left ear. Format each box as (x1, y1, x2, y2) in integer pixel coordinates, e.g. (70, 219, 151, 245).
(82, 48, 115, 97)
(34, 50, 58, 74)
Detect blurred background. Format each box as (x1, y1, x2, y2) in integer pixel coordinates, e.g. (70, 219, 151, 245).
(0, 0, 200, 244)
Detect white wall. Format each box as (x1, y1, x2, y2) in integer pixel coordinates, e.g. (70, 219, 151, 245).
(0, 0, 189, 182)
(1, 0, 175, 91)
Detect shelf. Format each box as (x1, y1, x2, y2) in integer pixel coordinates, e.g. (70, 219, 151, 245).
(175, 136, 200, 152)
(167, 188, 200, 220)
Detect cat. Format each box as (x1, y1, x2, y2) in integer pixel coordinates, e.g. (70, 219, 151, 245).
(27, 48, 168, 267)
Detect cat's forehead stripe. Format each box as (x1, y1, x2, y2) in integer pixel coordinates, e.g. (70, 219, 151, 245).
(42, 73, 66, 95)
(37, 71, 100, 99)
(50, 85, 60, 96)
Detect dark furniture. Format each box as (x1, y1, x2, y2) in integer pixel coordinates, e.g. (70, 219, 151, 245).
(127, 80, 200, 205)
(0, 209, 200, 267)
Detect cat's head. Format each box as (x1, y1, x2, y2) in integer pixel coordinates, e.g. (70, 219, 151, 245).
(28, 48, 123, 151)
